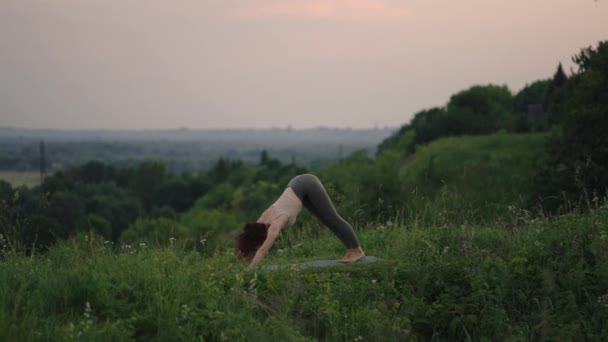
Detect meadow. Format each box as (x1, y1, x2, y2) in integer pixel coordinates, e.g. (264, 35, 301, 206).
(0, 171, 40, 188)
(1, 202, 607, 341)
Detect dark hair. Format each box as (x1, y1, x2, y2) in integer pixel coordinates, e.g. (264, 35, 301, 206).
(235, 222, 268, 260)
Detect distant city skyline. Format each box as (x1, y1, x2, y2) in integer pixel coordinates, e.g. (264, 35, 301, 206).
(1, 0, 607, 130)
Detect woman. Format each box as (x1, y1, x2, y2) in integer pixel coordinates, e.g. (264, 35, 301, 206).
(235, 174, 366, 269)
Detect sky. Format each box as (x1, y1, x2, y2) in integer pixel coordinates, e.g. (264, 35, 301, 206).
(0, 0, 607, 130)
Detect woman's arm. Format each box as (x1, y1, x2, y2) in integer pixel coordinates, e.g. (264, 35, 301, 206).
(248, 215, 288, 269)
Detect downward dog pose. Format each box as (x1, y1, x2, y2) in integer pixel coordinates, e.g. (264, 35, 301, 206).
(235, 174, 365, 269)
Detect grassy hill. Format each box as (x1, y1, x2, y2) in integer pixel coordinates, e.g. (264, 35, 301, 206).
(319, 132, 548, 227)
(1, 204, 607, 341)
(396, 132, 548, 224)
(2, 132, 607, 341)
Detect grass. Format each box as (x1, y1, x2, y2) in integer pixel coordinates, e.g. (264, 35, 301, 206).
(397, 132, 548, 224)
(318, 132, 549, 227)
(1, 204, 608, 341)
(0, 171, 41, 188)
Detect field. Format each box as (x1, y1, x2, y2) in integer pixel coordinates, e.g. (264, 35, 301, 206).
(1, 204, 607, 341)
(0, 171, 40, 188)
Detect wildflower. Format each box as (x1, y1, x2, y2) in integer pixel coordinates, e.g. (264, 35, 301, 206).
(598, 293, 608, 307)
(443, 246, 450, 254)
(247, 272, 258, 297)
(84, 302, 92, 319)
(139, 243, 147, 248)
(371, 279, 377, 284)
(181, 304, 191, 319)
(200, 238, 207, 245)
(121, 244, 132, 250)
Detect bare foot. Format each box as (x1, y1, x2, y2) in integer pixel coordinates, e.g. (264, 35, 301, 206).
(339, 247, 366, 263)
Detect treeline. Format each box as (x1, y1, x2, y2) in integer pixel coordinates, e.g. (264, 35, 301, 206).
(0, 153, 305, 251)
(378, 41, 608, 211)
(378, 68, 565, 154)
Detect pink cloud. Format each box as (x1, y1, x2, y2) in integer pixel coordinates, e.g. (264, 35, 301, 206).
(234, 0, 408, 21)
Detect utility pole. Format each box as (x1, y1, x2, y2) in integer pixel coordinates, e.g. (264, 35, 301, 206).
(39, 140, 47, 184)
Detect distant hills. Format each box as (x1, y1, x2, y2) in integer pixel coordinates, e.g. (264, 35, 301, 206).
(0, 126, 394, 143)
(0, 127, 396, 173)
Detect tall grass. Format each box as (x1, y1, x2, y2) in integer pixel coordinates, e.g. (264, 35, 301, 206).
(396, 132, 548, 225)
(1, 203, 607, 341)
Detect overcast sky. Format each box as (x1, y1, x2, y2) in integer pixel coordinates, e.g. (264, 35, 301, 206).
(1, 0, 606, 130)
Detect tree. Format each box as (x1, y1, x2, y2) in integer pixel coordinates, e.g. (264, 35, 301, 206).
(129, 161, 168, 211)
(44, 191, 84, 237)
(77, 161, 113, 184)
(513, 79, 551, 132)
(545, 63, 571, 125)
(534, 41, 608, 211)
(446, 84, 514, 134)
(552, 62, 568, 87)
(0, 180, 12, 203)
(377, 85, 515, 156)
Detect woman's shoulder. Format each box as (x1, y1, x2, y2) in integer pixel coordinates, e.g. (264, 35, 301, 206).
(257, 207, 274, 224)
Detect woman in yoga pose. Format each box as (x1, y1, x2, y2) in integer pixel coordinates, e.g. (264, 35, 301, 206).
(235, 174, 366, 269)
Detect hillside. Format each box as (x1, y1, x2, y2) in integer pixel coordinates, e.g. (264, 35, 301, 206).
(1, 131, 607, 341)
(1, 205, 607, 341)
(396, 132, 548, 223)
(319, 132, 548, 226)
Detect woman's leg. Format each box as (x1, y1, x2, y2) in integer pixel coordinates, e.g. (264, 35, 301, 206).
(290, 174, 361, 249)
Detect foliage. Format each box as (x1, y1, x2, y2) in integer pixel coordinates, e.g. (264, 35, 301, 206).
(512, 79, 551, 132)
(378, 84, 516, 155)
(535, 41, 608, 212)
(1, 204, 607, 341)
(321, 132, 547, 226)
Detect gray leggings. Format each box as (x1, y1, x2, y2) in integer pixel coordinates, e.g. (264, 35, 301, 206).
(287, 174, 360, 249)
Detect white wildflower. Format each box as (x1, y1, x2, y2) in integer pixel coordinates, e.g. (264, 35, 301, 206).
(84, 301, 92, 319)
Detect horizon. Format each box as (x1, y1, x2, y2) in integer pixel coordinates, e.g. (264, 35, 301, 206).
(0, 125, 396, 132)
